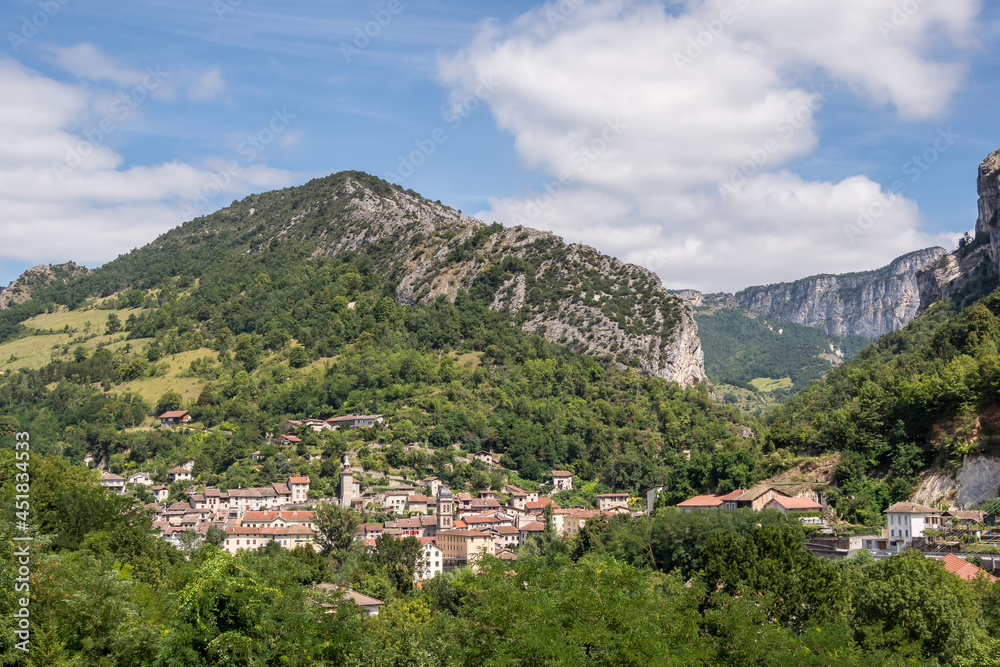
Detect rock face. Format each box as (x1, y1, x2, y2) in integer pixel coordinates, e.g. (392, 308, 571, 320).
(732, 248, 948, 338)
(977, 148, 1000, 280)
(912, 455, 1000, 509)
(162, 173, 706, 386)
(0, 263, 88, 310)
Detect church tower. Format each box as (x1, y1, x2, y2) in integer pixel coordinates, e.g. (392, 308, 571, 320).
(437, 486, 453, 530)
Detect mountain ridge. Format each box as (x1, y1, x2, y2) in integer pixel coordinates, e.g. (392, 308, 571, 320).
(0, 172, 707, 387)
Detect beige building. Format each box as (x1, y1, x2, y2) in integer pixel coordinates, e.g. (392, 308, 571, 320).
(551, 470, 573, 491)
(340, 469, 361, 509)
(596, 493, 629, 511)
(436, 529, 490, 571)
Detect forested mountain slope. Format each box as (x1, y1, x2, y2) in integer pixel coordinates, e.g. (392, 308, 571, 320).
(0, 176, 759, 497)
(765, 288, 1000, 521)
(0, 172, 703, 385)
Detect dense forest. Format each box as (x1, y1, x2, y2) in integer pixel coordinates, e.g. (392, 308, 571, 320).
(0, 232, 773, 505)
(696, 307, 869, 396)
(766, 290, 1000, 522)
(3, 451, 1000, 666)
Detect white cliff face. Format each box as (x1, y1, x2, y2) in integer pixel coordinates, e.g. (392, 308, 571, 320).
(732, 248, 948, 339)
(978, 148, 1000, 276)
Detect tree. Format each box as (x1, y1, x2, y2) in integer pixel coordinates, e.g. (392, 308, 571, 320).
(851, 548, 984, 661)
(701, 523, 843, 630)
(205, 525, 226, 547)
(371, 533, 423, 593)
(315, 503, 361, 558)
(373, 296, 396, 323)
(289, 346, 309, 368)
(155, 390, 183, 416)
(177, 529, 200, 552)
(105, 313, 122, 334)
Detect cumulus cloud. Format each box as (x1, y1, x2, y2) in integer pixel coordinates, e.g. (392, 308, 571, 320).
(0, 57, 296, 270)
(440, 0, 978, 291)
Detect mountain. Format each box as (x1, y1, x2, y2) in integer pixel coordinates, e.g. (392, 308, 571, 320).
(71, 173, 705, 386)
(0, 171, 749, 492)
(0, 262, 88, 310)
(732, 247, 949, 339)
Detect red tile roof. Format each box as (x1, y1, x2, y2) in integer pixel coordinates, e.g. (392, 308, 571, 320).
(677, 494, 723, 508)
(159, 410, 189, 419)
(939, 554, 997, 582)
(288, 476, 310, 484)
(767, 496, 823, 511)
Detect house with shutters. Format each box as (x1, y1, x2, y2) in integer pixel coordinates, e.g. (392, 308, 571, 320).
(596, 493, 630, 511)
(158, 410, 191, 427)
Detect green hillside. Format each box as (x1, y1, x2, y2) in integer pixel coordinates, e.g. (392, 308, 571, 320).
(765, 291, 1000, 522)
(696, 306, 869, 399)
(0, 174, 767, 501)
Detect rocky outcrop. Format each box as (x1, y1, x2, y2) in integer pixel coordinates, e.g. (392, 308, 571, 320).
(165, 173, 706, 386)
(0, 262, 88, 310)
(912, 455, 1000, 510)
(732, 247, 948, 338)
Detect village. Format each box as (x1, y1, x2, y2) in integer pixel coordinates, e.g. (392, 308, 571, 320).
(91, 410, 1000, 615)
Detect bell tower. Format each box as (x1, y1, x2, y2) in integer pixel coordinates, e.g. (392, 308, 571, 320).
(437, 486, 453, 530)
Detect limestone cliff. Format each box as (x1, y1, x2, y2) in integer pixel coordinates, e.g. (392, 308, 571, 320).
(0, 262, 88, 310)
(160, 173, 706, 386)
(732, 247, 948, 338)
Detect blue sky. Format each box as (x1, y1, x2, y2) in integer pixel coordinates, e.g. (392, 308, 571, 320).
(0, 0, 997, 292)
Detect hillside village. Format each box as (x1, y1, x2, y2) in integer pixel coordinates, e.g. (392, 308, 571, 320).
(95, 411, 1000, 591)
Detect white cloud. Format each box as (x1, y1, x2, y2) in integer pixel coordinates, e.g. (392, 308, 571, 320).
(187, 68, 226, 102)
(44, 42, 235, 107)
(441, 0, 979, 292)
(0, 57, 297, 271)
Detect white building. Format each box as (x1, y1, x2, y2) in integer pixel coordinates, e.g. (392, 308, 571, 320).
(100, 472, 126, 494)
(128, 472, 153, 486)
(645, 485, 667, 514)
(862, 502, 945, 553)
(415, 539, 444, 582)
(551, 470, 573, 491)
(289, 476, 310, 503)
(167, 467, 192, 483)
